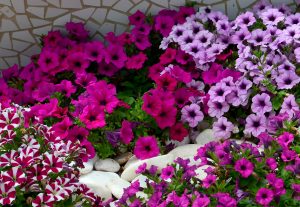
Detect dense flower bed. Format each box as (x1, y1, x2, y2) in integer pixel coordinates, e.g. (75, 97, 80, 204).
(0, 0, 299, 206)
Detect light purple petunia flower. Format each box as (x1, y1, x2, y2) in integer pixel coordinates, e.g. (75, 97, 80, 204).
(208, 100, 230, 118)
(280, 94, 299, 118)
(208, 82, 231, 103)
(260, 8, 285, 26)
(213, 117, 234, 139)
(253, 0, 272, 14)
(181, 103, 204, 128)
(177, 30, 194, 47)
(285, 13, 300, 26)
(244, 114, 267, 137)
(236, 78, 252, 95)
(208, 11, 228, 23)
(195, 30, 213, 47)
(248, 29, 271, 46)
(276, 71, 300, 89)
(216, 20, 231, 35)
(295, 47, 300, 63)
(251, 93, 272, 114)
(231, 28, 251, 44)
(234, 12, 256, 28)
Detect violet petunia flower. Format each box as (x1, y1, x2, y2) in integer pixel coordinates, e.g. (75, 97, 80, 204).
(181, 103, 204, 128)
(244, 114, 267, 137)
(213, 117, 234, 139)
(251, 93, 272, 114)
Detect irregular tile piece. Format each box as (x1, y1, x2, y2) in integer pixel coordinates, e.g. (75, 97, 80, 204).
(169, 0, 185, 6)
(27, 7, 45, 18)
(85, 21, 99, 36)
(227, 0, 239, 20)
(238, 0, 256, 8)
(83, 0, 101, 6)
(151, 0, 169, 7)
(195, 129, 215, 145)
(23, 45, 41, 56)
(148, 4, 165, 15)
(46, 7, 68, 18)
(12, 30, 35, 43)
(0, 19, 18, 32)
(115, 24, 127, 34)
(53, 14, 71, 26)
(0, 33, 12, 49)
(16, 15, 32, 29)
(92, 8, 107, 24)
(73, 8, 95, 20)
(46, 0, 60, 7)
(61, 0, 82, 8)
(11, 0, 25, 13)
(113, 0, 133, 12)
(4, 57, 19, 67)
(12, 40, 31, 52)
(32, 25, 52, 36)
(0, 0, 11, 6)
(0, 6, 15, 18)
(102, 0, 118, 7)
(0, 58, 9, 69)
(271, 0, 293, 4)
(20, 55, 31, 66)
(130, 1, 150, 13)
(211, 3, 226, 14)
(107, 10, 128, 24)
(28, 0, 48, 6)
(0, 48, 17, 57)
(30, 18, 51, 27)
(98, 22, 115, 36)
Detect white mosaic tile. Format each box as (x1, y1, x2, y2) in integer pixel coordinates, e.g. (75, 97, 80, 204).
(227, 0, 239, 20)
(116, 24, 127, 34)
(129, 1, 150, 13)
(92, 8, 107, 24)
(32, 25, 52, 35)
(238, 0, 256, 8)
(16, 15, 32, 29)
(98, 22, 115, 36)
(61, 0, 82, 9)
(0, 48, 18, 57)
(53, 13, 71, 25)
(23, 45, 41, 56)
(27, 7, 45, 18)
(46, 0, 60, 7)
(5, 57, 19, 67)
(0, 0, 12, 6)
(102, 0, 119, 7)
(0, 58, 9, 68)
(150, 0, 169, 7)
(11, 0, 25, 13)
(107, 10, 128, 24)
(12, 40, 31, 52)
(73, 8, 95, 20)
(46, 7, 68, 18)
(85, 21, 99, 36)
(83, 0, 101, 7)
(20, 55, 31, 66)
(0, 6, 15, 18)
(0, 19, 18, 32)
(271, 0, 293, 4)
(113, 0, 133, 12)
(12, 31, 36, 43)
(169, 0, 185, 6)
(211, 2, 226, 14)
(149, 4, 165, 15)
(0, 33, 12, 49)
(30, 18, 51, 27)
(27, 0, 48, 6)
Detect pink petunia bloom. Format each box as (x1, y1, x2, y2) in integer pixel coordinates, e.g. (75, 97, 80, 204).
(160, 48, 177, 64)
(98, 61, 121, 77)
(105, 44, 127, 68)
(120, 120, 134, 144)
(132, 34, 151, 50)
(79, 105, 106, 129)
(277, 132, 294, 148)
(38, 50, 59, 72)
(154, 103, 177, 129)
(142, 92, 162, 116)
(234, 158, 254, 178)
(68, 125, 89, 144)
(56, 80, 76, 98)
(51, 117, 73, 139)
(170, 122, 188, 142)
(126, 52, 147, 70)
(155, 15, 174, 37)
(32, 82, 58, 102)
(161, 166, 175, 180)
(84, 41, 105, 62)
(176, 6, 195, 24)
(1, 167, 26, 187)
(255, 188, 273, 206)
(134, 136, 160, 160)
(202, 174, 217, 188)
(65, 22, 89, 41)
(155, 73, 178, 91)
(75, 72, 97, 87)
(202, 63, 224, 85)
(42, 153, 64, 174)
(67, 52, 90, 73)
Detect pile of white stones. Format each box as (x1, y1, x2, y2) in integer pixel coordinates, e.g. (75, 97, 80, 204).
(78, 129, 217, 202)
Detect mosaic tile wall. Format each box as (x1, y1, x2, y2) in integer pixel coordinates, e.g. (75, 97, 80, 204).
(0, 0, 297, 69)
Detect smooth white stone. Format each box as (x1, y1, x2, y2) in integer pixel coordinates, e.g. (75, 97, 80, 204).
(124, 155, 138, 169)
(79, 171, 119, 200)
(107, 178, 130, 199)
(79, 159, 94, 175)
(121, 154, 174, 181)
(168, 144, 202, 160)
(95, 158, 120, 172)
(166, 136, 190, 147)
(196, 129, 215, 145)
(115, 152, 133, 165)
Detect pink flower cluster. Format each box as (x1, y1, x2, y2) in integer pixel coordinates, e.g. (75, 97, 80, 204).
(0, 103, 102, 206)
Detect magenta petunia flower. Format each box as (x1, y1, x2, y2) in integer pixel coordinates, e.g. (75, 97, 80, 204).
(161, 165, 175, 180)
(277, 132, 294, 148)
(251, 93, 272, 114)
(181, 103, 204, 128)
(79, 105, 106, 130)
(120, 120, 134, 145)
(98, 61, 120, 77)
(129, 10, 146, 25)
(155, 15, 174, 37)
(75, 72, 97, 87)
(213, 117, 234, 139)
(154, 103, 177, 129)
(244, 114, 266, 137)
(192, 196, 210, 207)
(159, 48, 177, 64)
(67, 52, 90, 73)
(266, 158, 277, 170)
(84, 41, 105, 63)
(234, 158, 254, 178)
(281, 149, 298, 162)
(105, 44, 127, 68)
(38, 50, 59, 72)
(202, 174, 217, 188)
(68, 125, 89, 144)
(255, 188, 273, 206)
(126, 52, 147, 70)
(155, 73, 178, 91)
(202, 63, 224, 85)
(131, 34, 151, 50)
(169, 122, 188, 142)
(65, 22, 89, 41)
(142, 93, 162, 117)
(51, 117, 73, 139)
(134, 136, 160, 160)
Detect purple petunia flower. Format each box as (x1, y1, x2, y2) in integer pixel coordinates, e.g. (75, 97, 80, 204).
(277, 132, 294, 148)
(208, 82, 231, 103)
(234, 158, 254, 178)
(213, 117, 234, 139)
(285, 13, 300, 26)
(236, 77, 252, 95)
(202, 174, 217, 188)
(195, 30, 213, 47)
(260, 8, 284, 26)
(280, 94, 299, 118)
(234, 11, 256, 28)
(181, 104, 204, 128)
(248, 29, 271, 46)
(208, 100, 230, 118)
(295, 47, 300, 63)
(244, 114, 266, 137)
(276, 71, 300, 89)
(231, 28, 251, 44)
(251, 93, 272, 114)
(255, 188, 273, 206)
(161, 166, 175, 180)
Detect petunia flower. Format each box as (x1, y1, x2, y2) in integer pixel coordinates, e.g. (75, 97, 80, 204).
(251, 93, 272, 114)
(234, 158, 254, 178)
(120, 120, 134, 145)
(0, 182, 16, 206)
(134, 136, 160, 160)
(213, 117, 234, 139)
(255, 188, 273, 206)
(181, 104, 204, 128)
(161, 166, 175, 180)
(169, 122, 188, 142)
(79, 105, 106, 130)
